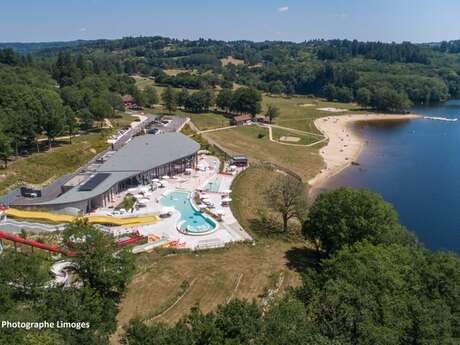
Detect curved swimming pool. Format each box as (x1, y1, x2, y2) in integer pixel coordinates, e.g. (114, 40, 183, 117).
(160, 191, 217, 235)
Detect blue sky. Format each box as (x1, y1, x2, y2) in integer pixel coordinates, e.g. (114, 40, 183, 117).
(2, 0, 460, 43)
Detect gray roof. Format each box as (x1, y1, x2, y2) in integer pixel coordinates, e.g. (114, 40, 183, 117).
(36, 133, 200, 206)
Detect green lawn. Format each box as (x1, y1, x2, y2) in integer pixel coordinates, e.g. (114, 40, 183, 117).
(206, 125, 323, 181)
(271, 127, 321, 145)
(262, 94, 364, 133)
(0, 131, 110, 194)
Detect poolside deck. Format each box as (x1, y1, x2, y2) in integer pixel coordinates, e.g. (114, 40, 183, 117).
(94, 155, 252, 250)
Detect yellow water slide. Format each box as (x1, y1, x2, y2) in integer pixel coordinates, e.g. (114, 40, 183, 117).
(5, 208, 159, 226)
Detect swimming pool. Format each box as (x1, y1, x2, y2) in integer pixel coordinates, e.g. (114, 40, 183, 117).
(160, 191, 217, 235)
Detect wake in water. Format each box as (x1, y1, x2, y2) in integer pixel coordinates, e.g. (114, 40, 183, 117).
(422, 116, 458, 122)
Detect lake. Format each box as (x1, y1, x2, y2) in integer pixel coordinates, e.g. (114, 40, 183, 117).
(323, 100, 460, 253)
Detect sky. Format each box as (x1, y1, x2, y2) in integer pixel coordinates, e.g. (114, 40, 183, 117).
(1, 0, 460, 43)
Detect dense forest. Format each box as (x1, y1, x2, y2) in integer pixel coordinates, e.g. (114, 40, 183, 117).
(1, 36, 460, 159)
(42, 36, 460, 107)
(3, 36, 460, 164)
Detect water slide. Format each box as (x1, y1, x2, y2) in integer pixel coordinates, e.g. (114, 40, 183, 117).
(131, 238, 169, 254)
(49, 261, 77, 287)
(0, 230, 77, 256)
(4, 208, 159, 226)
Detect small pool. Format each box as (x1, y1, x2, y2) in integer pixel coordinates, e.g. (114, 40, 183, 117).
(203, 177, 221, 192)
(160, 191, 217, 235)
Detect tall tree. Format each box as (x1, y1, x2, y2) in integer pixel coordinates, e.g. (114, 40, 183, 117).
(303, 187, 415, 256)
(63, 106, 77, 144)
(162, 86, 177, 113)
(38, 90, 64, 149)
(265, 104, 280, 123)
(62, 219, 135, 299)
(143, 85, 159, 106)
(231, 87, 262, 116)
(0, 127, 12, 168)
(176, 87, 190, 108)
(216, 88, 233, 113)
(264, 174, 308, 232)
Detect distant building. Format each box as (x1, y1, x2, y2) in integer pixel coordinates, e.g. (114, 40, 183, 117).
(122, 95, 136, 109)
(231, 155, 248, 167)
(232, 114, 252, 125)
(12, 133, 200, 214)
(254, 115, 269, 123)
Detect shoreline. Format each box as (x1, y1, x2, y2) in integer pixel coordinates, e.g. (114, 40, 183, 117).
(308, 113, 420, 193)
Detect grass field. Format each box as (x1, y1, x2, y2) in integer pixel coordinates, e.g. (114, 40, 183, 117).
(230, 165, 304, 237)
(206, 126, 323, 181)
(113, 239, 306, 342)
(262, 94, 362, 133)
(0, 113, 138, 195)
(0, 131, 110, 194)
(271, 126, 321, 145)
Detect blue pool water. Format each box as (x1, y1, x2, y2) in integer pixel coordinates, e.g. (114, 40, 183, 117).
(160, 191, 216, 234)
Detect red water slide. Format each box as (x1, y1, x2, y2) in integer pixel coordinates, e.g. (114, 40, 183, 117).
(0, 231, 77, 256)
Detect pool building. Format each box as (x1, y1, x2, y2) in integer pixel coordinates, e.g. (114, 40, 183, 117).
(13, 133, 200, 214)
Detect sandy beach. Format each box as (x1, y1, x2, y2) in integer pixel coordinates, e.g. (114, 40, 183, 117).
(308, 113, 420, 191)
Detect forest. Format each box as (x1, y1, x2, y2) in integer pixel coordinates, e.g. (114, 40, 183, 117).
(3, 36, 460, 165)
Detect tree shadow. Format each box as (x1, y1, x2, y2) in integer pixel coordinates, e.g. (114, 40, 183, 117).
(284, 246, 321, 273)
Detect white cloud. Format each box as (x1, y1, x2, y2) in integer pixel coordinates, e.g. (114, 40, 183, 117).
(277, 6, 289, 12)
(79, 27, 87, 32)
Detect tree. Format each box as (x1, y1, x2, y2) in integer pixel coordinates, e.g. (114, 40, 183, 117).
(303, 187, 415, 256)
(264, 174, 308, 232)
(176, 87, 190, 108)
(265, 104, 280, 123)
(216, 88, 233, 113)
(356, 87, 372, 107)
(132, 87, 146, 107)
(62, 219, 135, 299)
(370, 87, 412, 111)
(162, 86, 177, 113)
(38, 90, 64, 149)
(298, 242, 460, 345)
(143, 86, 159, 106)
(63, 106, 77, 144)
(108, 92, 125, 111)
(77, 108, 94, 130)
(231, 87, 262, 116)
(89, 97, 113, 125)
(0, 128, 12, 168)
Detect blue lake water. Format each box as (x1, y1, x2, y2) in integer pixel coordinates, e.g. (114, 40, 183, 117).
(323, 100, 460, 253)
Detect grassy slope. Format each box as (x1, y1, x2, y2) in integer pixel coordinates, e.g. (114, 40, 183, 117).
(0, 112, 136, 194)
(207, 126, 323, 181)
(114, 240, 305, 337)
(0, 131, 109, 194)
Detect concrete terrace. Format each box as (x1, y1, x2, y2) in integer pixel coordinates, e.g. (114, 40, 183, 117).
(93, 155, 252, 250)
